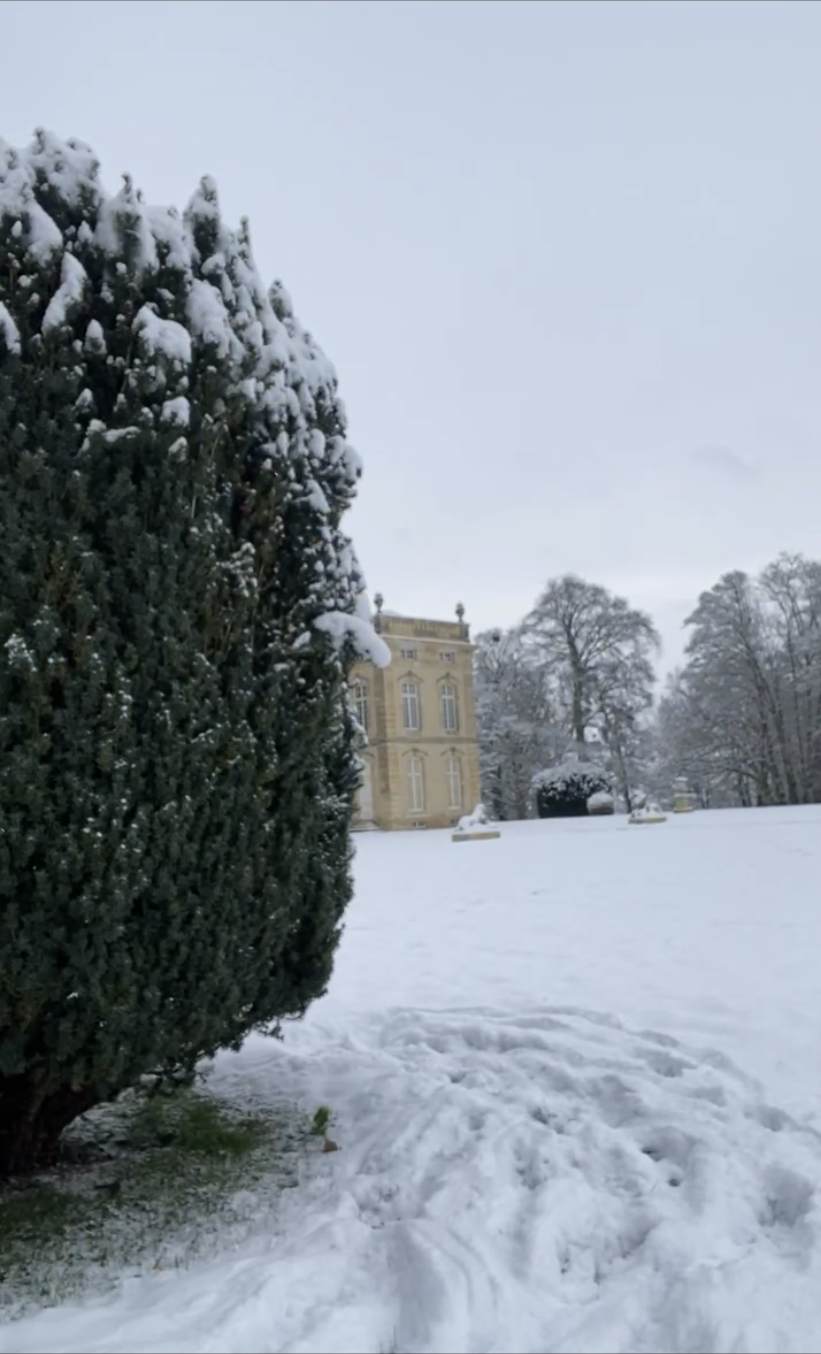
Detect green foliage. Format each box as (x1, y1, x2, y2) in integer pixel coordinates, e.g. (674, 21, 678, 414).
(0, 133, 373, 1173)
(310, 1104, 332, 1138)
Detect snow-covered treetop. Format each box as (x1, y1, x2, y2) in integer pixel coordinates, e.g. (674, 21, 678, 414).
(0, 131, 350, 460)
(0, 129, 389, 668)
(532, 761, 612, 791)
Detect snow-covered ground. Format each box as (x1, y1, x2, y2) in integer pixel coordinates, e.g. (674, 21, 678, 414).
(5, 807, 821, 1354)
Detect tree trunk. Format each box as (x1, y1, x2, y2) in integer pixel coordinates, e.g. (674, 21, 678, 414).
(0, 1074, 98, 1177)
(571, 683, 585, 746)
(612, 737, 632, 813)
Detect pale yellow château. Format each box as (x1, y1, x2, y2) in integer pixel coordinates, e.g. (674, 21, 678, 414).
(350, 602, 481, 831)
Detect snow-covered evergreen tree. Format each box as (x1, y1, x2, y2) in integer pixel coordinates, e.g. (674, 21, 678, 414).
(0, 131, 387, 1174)
(532, 761, 611, 818)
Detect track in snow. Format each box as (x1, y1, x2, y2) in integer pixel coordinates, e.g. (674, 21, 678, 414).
(10, 1006, 821, 1354)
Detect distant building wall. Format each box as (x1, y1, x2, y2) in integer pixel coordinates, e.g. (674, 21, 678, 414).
(350, 610, 480, 831)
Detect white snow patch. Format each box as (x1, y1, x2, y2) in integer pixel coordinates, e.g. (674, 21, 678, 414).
(103, 427, 140, 445)
(186, 174, 221, 225)
(186, 278, 234, 358)
(95, 187, 157, 272)
(10, 1005, 821, 1353)
(145, 204, 191, 271)
(84, 319, 105, 352)
(24, 201, 63, 263)
(4, 633, 35, 671)
(354, 586, 379, 630)
(0, 134, 64, 263)
(135, 306, 191, 365)
(27, 130, 99, 208)
(0, 301, 20, 353)
(41, 252, 87, 333)
(167, 436, 188, 462)
(4, 809, 821, 1352)
(305, 479, 330, 513)
(313, 610, 391, 666)
(339, 437, 363, 482)
(161, 396, 190, 428)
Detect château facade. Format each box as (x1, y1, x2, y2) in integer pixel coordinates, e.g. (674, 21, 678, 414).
(351, 601, 481, 830)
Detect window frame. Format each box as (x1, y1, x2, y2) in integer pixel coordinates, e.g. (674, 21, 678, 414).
(407, 753, 425, 812)
(352, 677, 369, 732)
(440, 680, 459, 733)
(445, 753, 463, 810)
(401, 679, 421, 731)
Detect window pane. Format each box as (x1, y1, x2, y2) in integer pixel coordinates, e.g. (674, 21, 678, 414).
(440, 683, 458, 732)
(402, 681, 419, 730)
(353, 680, 368, 730)
(446, 755, 462, 809)
(407, 755, 424, 812)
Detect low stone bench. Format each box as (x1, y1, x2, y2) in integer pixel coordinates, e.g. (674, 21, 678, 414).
(451, 829, 501, 843)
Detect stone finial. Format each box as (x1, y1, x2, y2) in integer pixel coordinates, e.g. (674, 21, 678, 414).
(374, 592, 384, 614)
(373, 592, 384, 632)
(455, 601, 465, 623)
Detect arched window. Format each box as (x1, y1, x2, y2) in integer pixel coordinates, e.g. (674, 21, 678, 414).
(401, 680, 421, 731)
(352, 678, 369, 732)
(445, 754, 463, 810)
(407, 754, 425, 812)
(440, 681, 459, 732)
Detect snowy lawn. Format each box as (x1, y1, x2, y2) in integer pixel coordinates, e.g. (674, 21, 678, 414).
(4, 807, 821, 1354)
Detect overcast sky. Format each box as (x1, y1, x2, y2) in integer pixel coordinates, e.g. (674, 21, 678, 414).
(4, 0, 821, 668)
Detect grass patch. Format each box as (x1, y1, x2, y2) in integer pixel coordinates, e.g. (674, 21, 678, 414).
(0, 1083, 314, 1321)
(129, 1091, 267, 1158)
(0, 1183, 95, 1252)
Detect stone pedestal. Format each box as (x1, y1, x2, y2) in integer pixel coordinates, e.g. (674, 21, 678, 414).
(452, 829, 501, 843)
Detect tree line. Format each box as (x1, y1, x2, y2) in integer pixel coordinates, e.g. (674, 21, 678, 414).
(475, 555, 821, 817)
(657, 555, 821, 808)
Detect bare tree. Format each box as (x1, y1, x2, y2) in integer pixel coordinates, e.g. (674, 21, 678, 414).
(658, 556, 821, 808)
(473, 628, 559, 819)
(521, 575, 660, 766)
(653, 669, 745, 808)
(759, 555, 821, 802)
